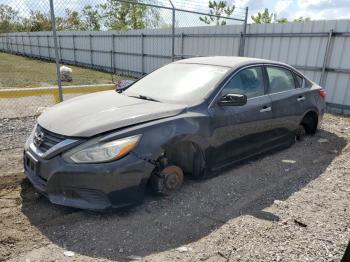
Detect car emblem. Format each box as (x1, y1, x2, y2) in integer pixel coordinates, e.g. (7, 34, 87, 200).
(33, 131, 45, 147)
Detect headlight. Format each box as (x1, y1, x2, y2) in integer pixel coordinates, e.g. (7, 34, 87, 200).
(63, 134, 141, 163)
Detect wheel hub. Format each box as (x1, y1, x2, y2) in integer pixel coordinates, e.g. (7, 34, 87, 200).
(161, 165, 184, 192)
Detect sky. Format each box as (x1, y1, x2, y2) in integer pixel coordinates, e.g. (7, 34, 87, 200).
(238, 0, 350, 21)
(2, 0, 350, 24)
(174, 0, 350, 22)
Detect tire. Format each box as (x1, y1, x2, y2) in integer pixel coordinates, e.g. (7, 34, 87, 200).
(301, 113, 318, 135)
(296, 124, 306, 141)
(191, 148, 208, 180)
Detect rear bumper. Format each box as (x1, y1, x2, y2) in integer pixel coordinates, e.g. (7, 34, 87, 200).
(24, 150, 154, 210)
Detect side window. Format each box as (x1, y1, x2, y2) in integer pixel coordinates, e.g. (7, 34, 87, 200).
(221, 67, 265, 99)
(266, 66, 296, 93)
(295, 74, 304, 88)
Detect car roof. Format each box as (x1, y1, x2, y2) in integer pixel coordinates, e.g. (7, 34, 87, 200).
(174, 56, 283, 69)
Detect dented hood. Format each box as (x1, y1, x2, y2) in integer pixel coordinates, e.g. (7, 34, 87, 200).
(38, 90, 186, 137)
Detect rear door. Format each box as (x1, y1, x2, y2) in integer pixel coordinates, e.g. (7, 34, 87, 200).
(209, 65, 275, 169)
(265, 65, 307, 142)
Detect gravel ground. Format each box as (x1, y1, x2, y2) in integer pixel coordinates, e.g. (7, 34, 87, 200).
(0, 114, 349, 262)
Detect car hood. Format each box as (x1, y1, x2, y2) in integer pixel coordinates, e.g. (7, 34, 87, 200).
(38, 90, 186, 137)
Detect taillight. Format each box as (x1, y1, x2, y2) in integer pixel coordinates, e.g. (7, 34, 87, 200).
(319, 88, 326, 99)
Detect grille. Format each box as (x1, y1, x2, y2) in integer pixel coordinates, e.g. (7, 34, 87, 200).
(34, 125, 65, 153)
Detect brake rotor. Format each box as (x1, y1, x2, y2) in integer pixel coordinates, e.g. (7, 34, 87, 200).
(161, 165, 184, 192)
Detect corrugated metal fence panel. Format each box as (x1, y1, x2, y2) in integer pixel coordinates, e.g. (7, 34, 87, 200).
(326, 20, 350, 113)
(1, 19, 350, 113)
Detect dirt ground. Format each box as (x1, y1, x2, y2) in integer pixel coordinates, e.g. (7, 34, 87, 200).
(0, 114, 349, 262)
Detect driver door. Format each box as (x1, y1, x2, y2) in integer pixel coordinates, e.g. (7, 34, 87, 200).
(209, 66, 274, 169)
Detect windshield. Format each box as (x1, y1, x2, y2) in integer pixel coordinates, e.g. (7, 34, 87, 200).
(124, 63, 230, 104)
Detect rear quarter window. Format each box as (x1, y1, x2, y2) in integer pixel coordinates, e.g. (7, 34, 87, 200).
(304, 79, 313, 88)
(266, 66, 296, 93)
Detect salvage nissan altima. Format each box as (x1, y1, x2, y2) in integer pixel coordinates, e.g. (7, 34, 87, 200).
(24, 56, 326, 210)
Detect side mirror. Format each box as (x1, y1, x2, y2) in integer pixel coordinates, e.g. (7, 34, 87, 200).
(218, 93, 247, 106)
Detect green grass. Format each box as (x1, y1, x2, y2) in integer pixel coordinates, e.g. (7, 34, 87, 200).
(0, 52, 129, 88)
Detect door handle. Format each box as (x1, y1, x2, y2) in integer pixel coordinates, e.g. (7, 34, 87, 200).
(297, 96, 306, 101)
(260, 106, 271, 113)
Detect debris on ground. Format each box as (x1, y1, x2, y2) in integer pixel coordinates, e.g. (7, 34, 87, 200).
(318, 138, 329, 143)
(127, 255, 142, 260)
(273, 200, 283, 205)
(281, 159, 297, 164)
(176, 246, 192, 253)
(60, 66, 73, 82)
(294, 219, 308, 228)
(329, 149, 338, 154)
(63, 251, 75, 257)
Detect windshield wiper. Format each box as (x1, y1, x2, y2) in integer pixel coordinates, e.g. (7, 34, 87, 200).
(128, 94, 160, 102)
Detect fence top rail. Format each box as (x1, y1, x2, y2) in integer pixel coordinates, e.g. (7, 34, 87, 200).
(2, 31, 350, 38)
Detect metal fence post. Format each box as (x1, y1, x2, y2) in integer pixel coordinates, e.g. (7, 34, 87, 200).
(72, 33, 76, 64)
(141, 33, 144, 75)
(239, 7, 248, 56)
(21, 35, 25, 55)
(320, 29, 334, 87)
(169, 0, 175, 61)
(112, 34, 116, 73)
(110, 50, 113, 73)
(8, 35, 12, 54)
(58, 35, 62, 62)
(6, 35, 8, 53)
(38, 36, 41, 58)
(180, 32, 184, 59)
(15, 35, 19, 54)
(47, 35, 51, 60)
(28, 33, 33, 57)
(49, 0, 63, 102)
(90, 34, 93, 67)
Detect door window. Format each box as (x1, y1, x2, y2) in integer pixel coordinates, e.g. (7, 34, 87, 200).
(266, 66, 296, 93)
(295, 74, 304, 88)
(221, 66, 265, 99)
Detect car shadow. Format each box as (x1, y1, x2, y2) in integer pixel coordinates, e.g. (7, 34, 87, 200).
(20, 129, 346, 261)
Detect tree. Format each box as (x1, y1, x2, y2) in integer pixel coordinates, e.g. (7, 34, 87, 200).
(100, 0, 151, 30)
(62, 9, 83, 30)
(144, 7, 163, 29)
(21, 11, 51, 32)
(274, 15, 288, 24)
(251, 8, 273, 24)
(81, 5, 101, 31)
(293, 16, 311, 23)
(0, 4, 23, 33)
(200, 1, 235, 26)
(20, 9, 84, 32)
(252, 9, 311, 24)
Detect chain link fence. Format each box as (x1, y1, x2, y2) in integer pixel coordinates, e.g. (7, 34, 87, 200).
(0, 0, 247, 119)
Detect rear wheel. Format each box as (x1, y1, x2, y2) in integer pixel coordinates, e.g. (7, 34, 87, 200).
(295, 124, 306, 141)
(301, 111, 318, 135)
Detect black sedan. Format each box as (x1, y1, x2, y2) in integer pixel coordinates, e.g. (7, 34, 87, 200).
(24, 56, 326, 210)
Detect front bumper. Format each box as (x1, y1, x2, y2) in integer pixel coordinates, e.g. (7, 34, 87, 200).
(24, 149, 154, 210)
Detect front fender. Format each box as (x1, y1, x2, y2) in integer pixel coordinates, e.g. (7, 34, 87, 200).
(132, 114, 211, 162)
